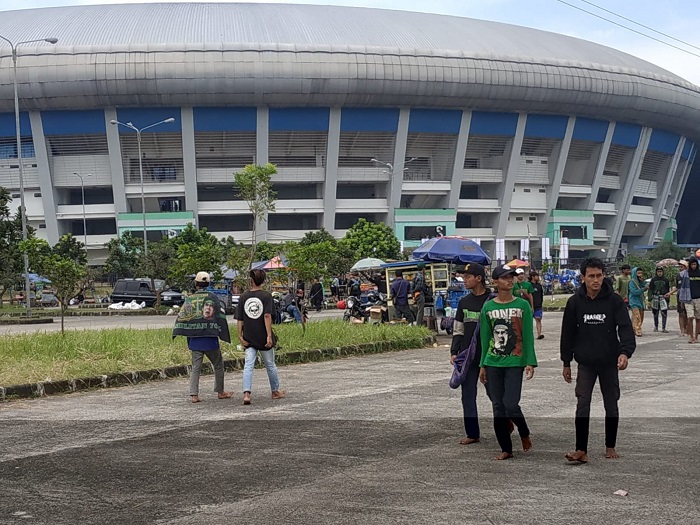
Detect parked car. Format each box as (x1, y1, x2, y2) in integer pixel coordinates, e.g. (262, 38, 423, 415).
(38, 292, 59, 307)
(110, 279, 184, 307)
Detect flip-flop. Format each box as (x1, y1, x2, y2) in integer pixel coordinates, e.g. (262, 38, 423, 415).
(458, 438, 480, 445)
(565, 453, 588, 464)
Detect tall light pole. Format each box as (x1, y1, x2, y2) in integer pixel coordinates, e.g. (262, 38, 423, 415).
(0, 34, 58, 317)
(110, 117, 175, 256)
(73, 172, 90, 250)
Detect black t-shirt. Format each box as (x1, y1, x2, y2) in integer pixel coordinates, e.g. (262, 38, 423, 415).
(689, 268, 700, 299)
(236, 290, 275, 350)
(530, 282, 544, 310)
(451, 291, 490, 365)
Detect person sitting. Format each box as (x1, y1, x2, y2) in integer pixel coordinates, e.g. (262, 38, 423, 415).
(283, 289, 302, 323)
(348, 273, 362, 298)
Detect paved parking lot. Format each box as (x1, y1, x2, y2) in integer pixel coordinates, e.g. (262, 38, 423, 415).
(1, 312, 698, 524)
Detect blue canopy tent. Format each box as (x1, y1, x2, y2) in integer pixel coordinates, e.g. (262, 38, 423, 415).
(412, 237, 491, 265)
(23, 273, 52, 284)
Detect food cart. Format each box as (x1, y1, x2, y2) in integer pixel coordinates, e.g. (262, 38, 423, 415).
(381, 261, 450, 324)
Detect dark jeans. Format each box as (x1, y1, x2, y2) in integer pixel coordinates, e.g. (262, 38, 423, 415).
(461, 364, 481, 439)
(414, 293, 426, 326)
(394, 303, 415, 323)
(574, 363, 620, 452)
(485, 366, 530, 454)
(652, 308, 668, 330)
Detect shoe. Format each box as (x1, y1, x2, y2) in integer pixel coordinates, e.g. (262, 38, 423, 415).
(271, 390, 287, 400)
(662, 329, 669, 333)
(537, 334, 544, 340)
(653, 328, 658, 332)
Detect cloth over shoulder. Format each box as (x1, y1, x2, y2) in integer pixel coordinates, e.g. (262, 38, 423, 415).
(172, 291, 231, 343)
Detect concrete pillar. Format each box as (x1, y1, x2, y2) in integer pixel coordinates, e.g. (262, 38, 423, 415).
(447, 110, 472, 210)
(28, 111, 59, 245)
(389, 108, 410, 227)
(255, 106, 269, 241)
(180, 107, 198, 222)
(647, 137, 684, 244)
(104, 108, 127, 213)
(323, 107, 341, 234)
(586, 122, 616, 211)
(540, 116, 575, 233)
(494, 113, 527, 239)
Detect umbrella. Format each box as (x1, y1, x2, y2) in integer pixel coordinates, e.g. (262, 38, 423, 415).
(351, 257, 386, 271)
(412, 237, 491, 265)
(656, 258, 679, 267)
(23, 273, 51, 284)
(261, 256, 286, 270)
(506, 259, 530, 268)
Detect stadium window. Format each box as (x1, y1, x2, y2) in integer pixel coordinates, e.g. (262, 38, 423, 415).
(515, 217, 524, 221)
(523, 188, 531, 193)
(540, 160, 548, 165)
(33, 192, 41, 198)
(529, 216, 537, 221)
(39, 224, 46, 229)
(526, 159, 533, 164)
(538, 188, 546, 193)
(11, 193, 20, 199)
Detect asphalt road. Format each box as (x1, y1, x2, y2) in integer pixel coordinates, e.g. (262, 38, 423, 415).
(1, 312, 699, 524)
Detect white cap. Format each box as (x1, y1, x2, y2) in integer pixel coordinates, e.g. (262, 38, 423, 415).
(515, 268, 525, 275)
(194, 271, 211, 283)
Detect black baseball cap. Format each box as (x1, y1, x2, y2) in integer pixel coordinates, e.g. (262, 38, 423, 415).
(461, 263, 486, 279)
(491, 264, 518, 280)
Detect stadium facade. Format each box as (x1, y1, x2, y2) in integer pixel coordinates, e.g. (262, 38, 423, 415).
(1, 2, 699, 264)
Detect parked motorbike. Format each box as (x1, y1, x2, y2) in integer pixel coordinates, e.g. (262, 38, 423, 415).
(343, 295, 367, 323)
(363, 290, 389, 324)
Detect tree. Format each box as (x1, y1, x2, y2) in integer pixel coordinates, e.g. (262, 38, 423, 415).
(104, 232, 143, 278)
(52, 233, 87, 266)
(169, 224, 224, 288)
(253, 240, 279, 262)
(136, 241, 176, 308)
(648, 241, 689, 262)
(234, 163, 277, 265)
(299, 228, 337, 247)
(20, 237, 86, 333)
(0, 187, 29, 305)
(224, 240, 252, 293)
(340, 218, 401, 261)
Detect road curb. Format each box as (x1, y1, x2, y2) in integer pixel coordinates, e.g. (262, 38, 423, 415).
(0, 335, 436, 401)
(0, 317, 54, 325)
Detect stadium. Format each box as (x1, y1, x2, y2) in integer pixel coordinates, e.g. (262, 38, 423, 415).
(1, 2, 699, 264)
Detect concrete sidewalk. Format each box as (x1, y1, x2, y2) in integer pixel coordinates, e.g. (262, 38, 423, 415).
(1, 311, 698, 524)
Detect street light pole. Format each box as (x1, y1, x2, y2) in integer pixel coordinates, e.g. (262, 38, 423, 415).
(73, 172, 89, 249)
(110, 117, 175, 257)
(0, 35, 58, 317)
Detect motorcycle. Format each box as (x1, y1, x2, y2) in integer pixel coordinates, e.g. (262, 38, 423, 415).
(363, 290, 389, 324)
(343, 295, 367, 323)
(273, 292, 308, 324)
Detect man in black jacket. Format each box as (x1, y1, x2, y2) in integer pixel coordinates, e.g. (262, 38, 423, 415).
(560, 258, 635, 463)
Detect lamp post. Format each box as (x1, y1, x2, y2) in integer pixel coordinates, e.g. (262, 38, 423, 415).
(73, 172, 90, 249)
(0, 34, 58, 317)
(109, 117, 175, 256)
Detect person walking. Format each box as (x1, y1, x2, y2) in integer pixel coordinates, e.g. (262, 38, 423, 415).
(614, 264, 632, 307)
(173, 271, 233, 403)
(479, 265, 537, 460)
(450, 263, 491, 445)
(512, 268, 534, 311)
(628, 267, 647, 337)
(390, 269, 415, 323)
(330, 275, 340, 302)
(648, 267, 671, 333)
(561, 258, 635, 463)
(238, 269, 286, 405)
(685, 256, 700, 343)
(529, 271, 545, 340)
(676, 260, 689, 336)
(412, 263, 427, 326)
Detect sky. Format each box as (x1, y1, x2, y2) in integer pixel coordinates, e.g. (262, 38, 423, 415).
(2, 0, 700, 85)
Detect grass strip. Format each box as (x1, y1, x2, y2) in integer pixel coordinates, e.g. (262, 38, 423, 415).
(0, 320, 431, 387)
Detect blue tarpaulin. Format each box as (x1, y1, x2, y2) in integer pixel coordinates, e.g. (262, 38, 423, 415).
(412, 237, 492, 265)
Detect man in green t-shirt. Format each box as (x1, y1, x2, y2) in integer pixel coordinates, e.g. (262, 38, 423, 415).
(614, 264, 631, 305)
(480, 264, 538, 460)
(512, 268, 534, 311)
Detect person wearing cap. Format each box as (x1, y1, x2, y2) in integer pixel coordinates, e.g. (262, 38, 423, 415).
(684, 257, 700, 343)
(390, 269, 415, 323)
(529, 271, 545, 339)
(648, 266, 671, 333)
(411, 263, 427, 326)
(237, 269, 286, 405)
(675, 260, 689, 336)
(450, 263, 492, 445)
(173, 271, 233, 404)
(479, 264, 537, 460)
(512, 268, 534, 311)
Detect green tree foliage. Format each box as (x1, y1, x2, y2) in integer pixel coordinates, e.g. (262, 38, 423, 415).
(169, 223, 224, 288)
(340, 218, 401, 261)
(224, 240, 252, 293)
(648, 241, 690, 262)
(20, 237, 86, 333)
(52, 233, 87, 266)
(0, 187, 36, 305)
(253, 240, 279, 262)
(281, 240, 354, 287)
(299, 228, 336, 247)
(234, 163, 277, 263)
(104, 232, 143, 278)
(136, 241, 176, 308)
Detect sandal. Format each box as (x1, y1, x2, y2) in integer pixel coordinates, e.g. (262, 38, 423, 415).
(458, 437, 480, 445)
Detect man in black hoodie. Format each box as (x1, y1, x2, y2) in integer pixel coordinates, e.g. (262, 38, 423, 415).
(560, 258, 635, 463)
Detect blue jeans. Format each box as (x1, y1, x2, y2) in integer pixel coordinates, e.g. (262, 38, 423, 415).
(460, 365, 481, 439)
(243, 347, 280, 393)
(286, 304, 302, 323)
